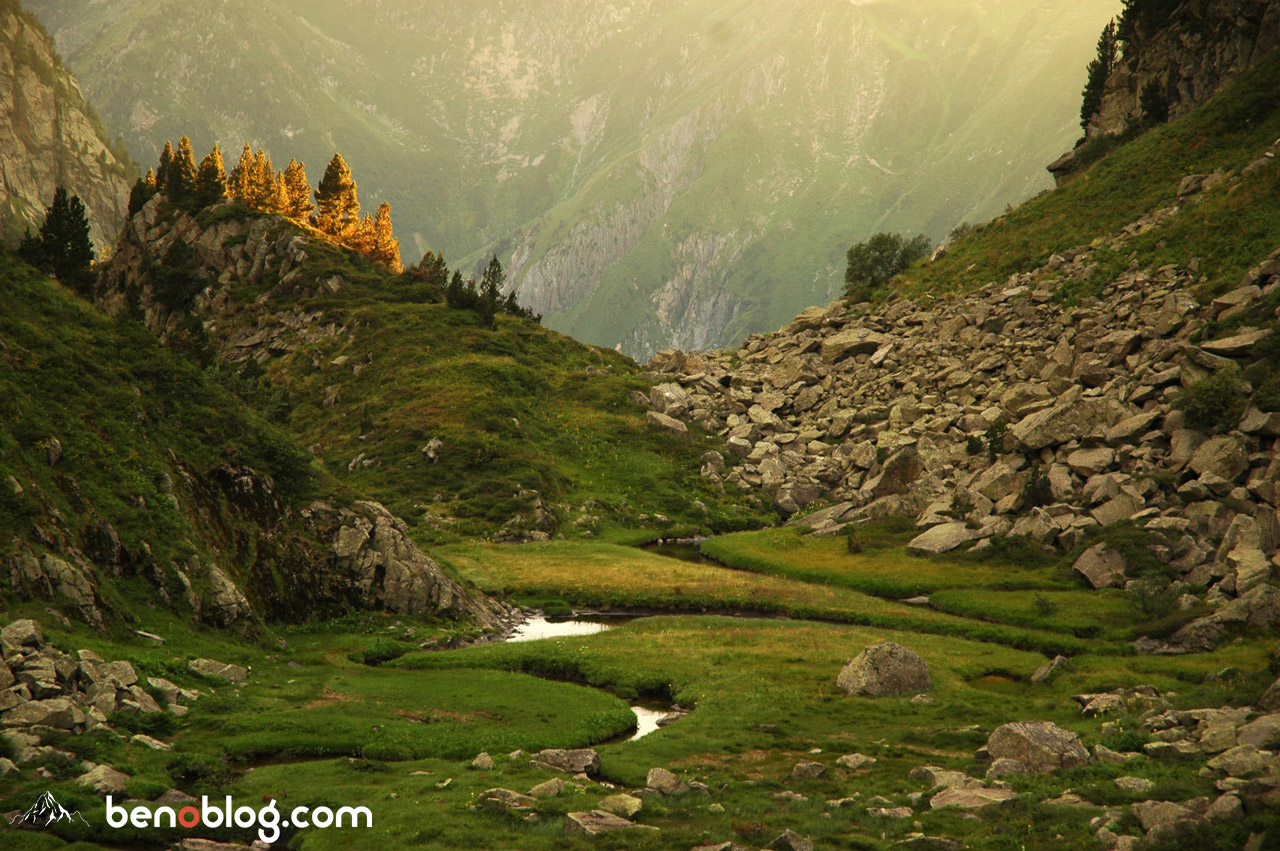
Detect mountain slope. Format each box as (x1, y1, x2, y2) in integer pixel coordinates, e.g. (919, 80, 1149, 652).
(94, 191, 769, 544)
(0, 0, 134, 250)
(30, 0, 1118, 357)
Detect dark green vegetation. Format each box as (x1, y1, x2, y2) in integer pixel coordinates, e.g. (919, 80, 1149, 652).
(29, 0, 1118, 355)
(842, 232, 931, 303)
(118, 197, 769, 540)
(16, 186, 95, 293)
(0, 247, 326, 625)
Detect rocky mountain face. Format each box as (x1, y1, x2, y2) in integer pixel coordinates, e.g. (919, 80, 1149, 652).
(644, 142, 1280, 656)
(28, 0, 1118, 358)
(1051, 0, 1280, 182)
(1091, 0, 1280, 138)
(0, 1, 133, 250)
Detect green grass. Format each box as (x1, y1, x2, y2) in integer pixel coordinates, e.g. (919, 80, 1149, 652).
(901, 47, 1280, 300)
(435, 539, 1101, 656)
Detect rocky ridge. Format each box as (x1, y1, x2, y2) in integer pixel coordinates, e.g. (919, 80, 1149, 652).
(644, 161, 1280, 655)
(1052, 0, 1280, 182)
(0, 2, 133, 250)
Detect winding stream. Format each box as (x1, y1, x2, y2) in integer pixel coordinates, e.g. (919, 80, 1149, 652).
(499, 611, 685, 741)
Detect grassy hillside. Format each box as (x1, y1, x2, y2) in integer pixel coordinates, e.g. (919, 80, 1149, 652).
(900, 47, 1280, 304)
(101, 199, 771, 542)
(0, 246, 321, 628)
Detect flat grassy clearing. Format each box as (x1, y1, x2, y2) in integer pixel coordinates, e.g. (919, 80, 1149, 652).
(434, 540, 1100, 655)
(702, 528, 1077, 597)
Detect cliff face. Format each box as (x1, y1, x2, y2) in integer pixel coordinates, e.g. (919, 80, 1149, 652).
(0, 1, 134, 250)
(1088, 0, 1280, 139)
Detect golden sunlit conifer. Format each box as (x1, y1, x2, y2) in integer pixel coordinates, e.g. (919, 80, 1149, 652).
(314, 153, 359, 238)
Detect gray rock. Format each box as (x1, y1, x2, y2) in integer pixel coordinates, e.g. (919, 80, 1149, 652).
(471, 752, 494, 770)
(1188, 435, 1248, 482)
(837, 642, 931, 696)
(646, 410, 690, 441)
(596, 793, 643, 818)
(906, 522, 977, 556)
(76, 764, 130, 794)
(188, 659, 248, 682)
(986, 721, 1089, 773)
(1031, 655, 1069, 684)
(1113, 776, 1154, 793)
(565, 810, 657, 835)
(475, 788, 535, 813)
(835, 753, 877, 770)
(1073, 543, 1127, 589)
(646, 766, 688, 795)
(1009, 398, 1122, 450)
(769, 828, 815, 851)
(788, 761, 827, 781)
(534, 748, 600, 776)
(528, 778, 564, 798)
(930, 786, 1018, 809)
(1, 619, 43, 647)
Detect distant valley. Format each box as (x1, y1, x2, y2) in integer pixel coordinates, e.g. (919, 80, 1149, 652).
(30, 0, 1118, 357)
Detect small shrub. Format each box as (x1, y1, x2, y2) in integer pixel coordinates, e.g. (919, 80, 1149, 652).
(1032, 594, 1059, 617)
(1126, 578, 1179, 621)
(985, 420, 1008, 459)
(1173, 365, 1247, 433)
(351, 640, 409, 666)
(1022, 469, 1053, 509)
(966, 435, 983, 455)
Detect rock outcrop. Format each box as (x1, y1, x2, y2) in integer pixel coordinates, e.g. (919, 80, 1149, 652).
(0, 3, 133, 249)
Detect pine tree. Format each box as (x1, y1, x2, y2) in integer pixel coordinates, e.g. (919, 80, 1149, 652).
(156, 141, 176, 194)
(269, 172, 290, 215)
(1080, 20, 1119, 130)
(368, 202, 402, 272)
(127, 177, 153, 218)
(194, 143, 227, 206)
(409, 250, 449, 289)
(168, 136, 199, 201)
(282, 159, 314, 220)
(143, 167, 157, 191)
(227, 143, 254, 201)
(26, 186, 95, 293)
(480, 255, 505, 308)
(247, 149, 276, 211)
(445, 270, 468, 308)
(314, 153, 359, 238)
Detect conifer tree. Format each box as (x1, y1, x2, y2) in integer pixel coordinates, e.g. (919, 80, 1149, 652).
(248, 149, 276, 211)
(368, 202, 402, 272)
(1080, 20, 1118, 130)
(480, 255, 505, 307)
(282, 159, 314, 220)
(409, 250, 449, 289)
(269, 172, 290, 215)
(168, 136, 199, 201)
(128, 177, 153, 218)
(21, 186, 95, 292)
(194, 143, 227, 206)
(445, 270, 469, 309)
(227, 143, 254, 201)
(314, 153, 359, 238)
(156, 141, 175, 195)
(143, 167, 157, 191)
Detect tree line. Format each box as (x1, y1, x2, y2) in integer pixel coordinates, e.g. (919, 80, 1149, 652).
(129, 138, 401, 272)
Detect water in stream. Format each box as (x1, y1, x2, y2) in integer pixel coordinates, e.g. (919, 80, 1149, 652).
(502, 612, 683, 740)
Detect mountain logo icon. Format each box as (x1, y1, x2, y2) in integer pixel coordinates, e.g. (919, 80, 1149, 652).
(9, 791, 90, 828)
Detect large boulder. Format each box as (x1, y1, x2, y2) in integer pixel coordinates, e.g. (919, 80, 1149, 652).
(1008, 398, 1123, 450)
(645, 411, 690, 441)
(1188, 435, 1248, 482)
(533, 748, 601, 776)
(862, 446, 921, 499)
(985, 722, 1089, 773)
(837, 642, 931, 696)
(907, 523, 977, 556)
(565, 811, 657, 835)
(821, 328, 892, 363)
(1073, 543, 1127, 589)
(1, 619, 43, 647)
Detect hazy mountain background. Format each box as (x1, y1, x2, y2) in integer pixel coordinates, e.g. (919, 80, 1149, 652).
(30, 0, 1119, 358)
